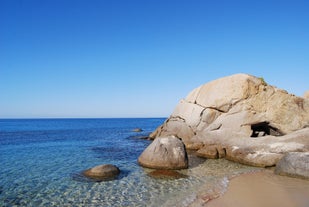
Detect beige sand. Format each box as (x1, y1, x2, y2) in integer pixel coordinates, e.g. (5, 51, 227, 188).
(206, 170, 309, 207)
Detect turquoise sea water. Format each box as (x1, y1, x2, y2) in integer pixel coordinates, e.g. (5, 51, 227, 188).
(0, 118, 258, 206)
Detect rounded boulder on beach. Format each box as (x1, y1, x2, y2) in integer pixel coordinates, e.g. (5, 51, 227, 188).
(138, 136, 188, 170)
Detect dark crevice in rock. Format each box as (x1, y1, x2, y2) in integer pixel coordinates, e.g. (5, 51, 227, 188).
(185, 120, 197, 136)
(206, 106, 226, 113)
(171, 116, 186, 122)
(222, 148, 227, 158)
(188, 100, 227, 113)
(196, 108, 207, 129)
(214, 150, 219, 159)
(250, 121, 284, 137)
(210, 123, 222, 131)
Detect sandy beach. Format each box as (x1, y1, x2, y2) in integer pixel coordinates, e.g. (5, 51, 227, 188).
(205, 170, 309, 207)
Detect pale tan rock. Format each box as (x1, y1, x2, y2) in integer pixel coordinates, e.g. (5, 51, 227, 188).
(138, 136, 188, 170)
(196, 145, 219, 159)
(185, 73, 262, 112)
(172, 99, 204, 128)
(151, 117, 195, 144)
(197, 145, 227, 159)
(150, 74, 309, 167)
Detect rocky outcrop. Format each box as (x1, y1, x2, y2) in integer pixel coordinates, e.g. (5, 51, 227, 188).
(150, 74, 309, 167)
(275, 152, 309, 179)
(83, 164, 120, 181)
(138, 136, 188, 170)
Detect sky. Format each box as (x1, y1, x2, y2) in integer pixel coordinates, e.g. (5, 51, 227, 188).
(0, 0, 308, 118)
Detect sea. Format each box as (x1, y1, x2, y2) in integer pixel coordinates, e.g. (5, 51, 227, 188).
(0, 118, 259, 207)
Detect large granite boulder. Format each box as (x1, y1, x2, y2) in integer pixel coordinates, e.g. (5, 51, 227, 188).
(83, 164, 120, 181)
(150, 74, 309, 167)
(275, 152, 309, 179)
(138, 136, 188, 170)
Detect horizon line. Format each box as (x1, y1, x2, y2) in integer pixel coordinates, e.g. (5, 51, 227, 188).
(0, 117, 168, 120)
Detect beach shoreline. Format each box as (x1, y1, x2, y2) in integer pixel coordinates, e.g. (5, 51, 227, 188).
(198, 169, 309, 207)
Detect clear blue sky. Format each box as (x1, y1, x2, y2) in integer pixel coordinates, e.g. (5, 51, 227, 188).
(1, 0, 308, 118)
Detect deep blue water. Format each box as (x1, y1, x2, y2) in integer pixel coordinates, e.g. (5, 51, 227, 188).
(0, 118, 258, 207)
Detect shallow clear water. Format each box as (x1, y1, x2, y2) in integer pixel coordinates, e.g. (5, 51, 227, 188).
(0, 118, 259, 206)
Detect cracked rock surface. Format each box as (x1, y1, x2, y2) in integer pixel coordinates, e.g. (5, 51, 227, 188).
(150, 74, 309, 167)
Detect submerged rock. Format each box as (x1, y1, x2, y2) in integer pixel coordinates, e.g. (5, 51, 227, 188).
(275, 152, 309, 179)
(138, 136, 188, 170)
(83, 164, 120, 181)
(132, 128, 143, 132)
(149, 74, 309, 167)
(147, 169, 187, 179)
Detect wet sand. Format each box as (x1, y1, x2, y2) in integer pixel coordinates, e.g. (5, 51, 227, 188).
(205, 170, 309, 207)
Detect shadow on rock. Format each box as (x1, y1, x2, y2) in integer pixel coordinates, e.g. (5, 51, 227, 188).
(187, 150, 207, 168)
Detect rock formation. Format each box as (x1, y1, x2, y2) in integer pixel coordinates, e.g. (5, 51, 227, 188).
(138, 136, 188, 170)
(275, 152, 309, 179)
(83, 164, 120, 181)
(150, 74, 309, 167)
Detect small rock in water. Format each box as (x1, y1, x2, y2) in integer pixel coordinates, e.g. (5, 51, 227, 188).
(132, 128, 143, 132)
(83, 164, 120, 181)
